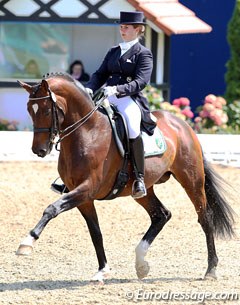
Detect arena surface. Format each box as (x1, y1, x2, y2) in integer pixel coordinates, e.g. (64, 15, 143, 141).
(0, 161, 239, 305)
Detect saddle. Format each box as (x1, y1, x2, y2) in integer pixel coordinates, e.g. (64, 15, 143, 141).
(99, 104, 130, 200)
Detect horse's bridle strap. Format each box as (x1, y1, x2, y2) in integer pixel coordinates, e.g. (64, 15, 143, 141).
(34, 127, 51, 133)
(29, 95, 51, 101)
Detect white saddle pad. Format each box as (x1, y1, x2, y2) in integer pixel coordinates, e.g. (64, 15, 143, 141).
(142, 127, 167, 157)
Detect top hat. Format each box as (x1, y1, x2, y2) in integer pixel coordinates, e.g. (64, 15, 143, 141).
(116, 11, 146, 25)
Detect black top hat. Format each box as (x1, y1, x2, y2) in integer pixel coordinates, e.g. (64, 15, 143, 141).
(116, 11, 146, 25)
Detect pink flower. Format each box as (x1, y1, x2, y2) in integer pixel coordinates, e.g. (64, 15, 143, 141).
(221, 113, 228, 124)
(203, 103, 215, 112)
(181, 108, 194, 119)
(209, 111, 217, 120)
(194, 116, 202, 123)
(215, 109, 224, 117)
(214, 101, 223, 109)
(179, 97, 190, 107)
(217, 96, 227, 106)
(214, 116, 222, 126)
(205, 94, 217, 104)
(194, 124, 201, 132)
(199, 110, 209, 118)
(172, 98, 181, 107)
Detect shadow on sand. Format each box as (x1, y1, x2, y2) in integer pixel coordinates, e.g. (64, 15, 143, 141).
(0, 276, 204, 292)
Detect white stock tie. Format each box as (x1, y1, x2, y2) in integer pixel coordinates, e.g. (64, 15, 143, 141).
(119, 42, 131, 56)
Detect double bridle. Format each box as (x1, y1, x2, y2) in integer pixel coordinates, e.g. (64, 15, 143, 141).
(29, 85, 103, 152)
(29, 88, 60, 151)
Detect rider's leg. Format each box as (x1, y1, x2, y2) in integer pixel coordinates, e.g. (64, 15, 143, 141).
(110, 96, 146, 199)
(129, 135, 146, 198)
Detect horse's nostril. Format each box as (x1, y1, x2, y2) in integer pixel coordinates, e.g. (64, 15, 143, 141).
(32, 147, 47, 157)
(38, 149, 47, 158)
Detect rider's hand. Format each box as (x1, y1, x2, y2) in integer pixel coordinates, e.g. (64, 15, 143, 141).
(104, 86, 118, 97)
(85, 88, 93, 97)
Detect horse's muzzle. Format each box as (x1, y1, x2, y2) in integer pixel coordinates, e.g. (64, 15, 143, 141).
(32, 147, 48, 158)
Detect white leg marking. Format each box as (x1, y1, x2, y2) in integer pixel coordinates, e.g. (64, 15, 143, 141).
(16, 234, 36, 255)
(91, 264, 110, 283)
(135, 240, 150, 279)
(32, 103, 39, 114)
(20, 234, 36, 247)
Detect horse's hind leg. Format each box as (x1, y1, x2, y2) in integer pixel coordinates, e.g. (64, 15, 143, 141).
(174, 168, 218, 279)
(135, 187, 172, 279)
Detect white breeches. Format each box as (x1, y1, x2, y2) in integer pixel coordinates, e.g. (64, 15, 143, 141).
(108, 95, 141, 139)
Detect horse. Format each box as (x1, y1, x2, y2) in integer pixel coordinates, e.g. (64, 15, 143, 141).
(17, 73, 235, 283)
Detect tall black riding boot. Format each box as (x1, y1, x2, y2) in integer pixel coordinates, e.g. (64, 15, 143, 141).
(129, 135, 147, 199)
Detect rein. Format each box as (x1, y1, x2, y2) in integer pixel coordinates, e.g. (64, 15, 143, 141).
(29, 87, 104, 152)
(29, 96, 51, 101)
(55, 101, 103, 150)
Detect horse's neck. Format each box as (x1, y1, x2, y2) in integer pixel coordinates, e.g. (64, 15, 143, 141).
(68, 94, 94, 118)
(57, 86, 95, 129)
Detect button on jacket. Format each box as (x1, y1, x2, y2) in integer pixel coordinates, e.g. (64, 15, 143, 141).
(86, 42, 156, 135)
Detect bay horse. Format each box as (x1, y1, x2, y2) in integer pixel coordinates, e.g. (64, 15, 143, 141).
(17, 73, 235, 283)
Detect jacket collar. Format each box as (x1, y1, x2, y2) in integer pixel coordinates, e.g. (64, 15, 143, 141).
(120, 42, 141, 61)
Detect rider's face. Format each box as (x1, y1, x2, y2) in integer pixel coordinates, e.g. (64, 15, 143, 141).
(120, 24, 139, 42)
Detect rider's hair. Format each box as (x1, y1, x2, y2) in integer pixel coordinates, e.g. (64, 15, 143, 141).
(133, 24, 145, 39)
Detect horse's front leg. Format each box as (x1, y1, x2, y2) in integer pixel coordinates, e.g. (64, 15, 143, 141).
(78, 203, 110, 283)
(16, 183, 91, 256)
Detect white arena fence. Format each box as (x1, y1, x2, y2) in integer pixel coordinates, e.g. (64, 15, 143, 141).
(0, 131, 240, 167)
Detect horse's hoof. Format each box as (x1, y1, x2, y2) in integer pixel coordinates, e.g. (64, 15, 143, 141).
(135, 260, 150, 280)
(204, 268, 217, 280)
(90, 265, 110, 284)
(16, 245, 33, 256)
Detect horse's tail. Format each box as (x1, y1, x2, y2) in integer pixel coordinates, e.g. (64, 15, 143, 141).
(203, 157, 236, 239)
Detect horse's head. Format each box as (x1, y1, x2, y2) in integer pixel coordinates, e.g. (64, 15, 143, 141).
(18, 79, 64, 157)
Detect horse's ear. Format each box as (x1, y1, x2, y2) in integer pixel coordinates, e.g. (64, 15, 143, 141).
(40, 79, 49, 92)
(17, 80, 32, 94)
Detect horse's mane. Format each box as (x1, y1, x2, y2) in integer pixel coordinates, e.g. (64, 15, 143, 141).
(42, 72, 87, 94)
(43, 72, 75, 82)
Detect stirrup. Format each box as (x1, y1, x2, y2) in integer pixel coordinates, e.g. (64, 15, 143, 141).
(50, 183, 68, 194)
(132, 178, 147, 199)
(50, 177, 69, 194)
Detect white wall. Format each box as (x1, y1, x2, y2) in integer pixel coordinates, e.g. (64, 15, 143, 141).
(1, 132, 240, 167)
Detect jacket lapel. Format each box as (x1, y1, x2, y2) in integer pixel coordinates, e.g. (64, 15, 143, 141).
(120, 42, 141, 62)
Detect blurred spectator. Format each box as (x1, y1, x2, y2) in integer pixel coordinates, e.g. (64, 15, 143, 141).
(24, 59, 42, 78)
(69, 60, 90, 82)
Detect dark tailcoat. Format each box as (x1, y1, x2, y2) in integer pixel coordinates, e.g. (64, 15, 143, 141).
(86, 42, 156, 135)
